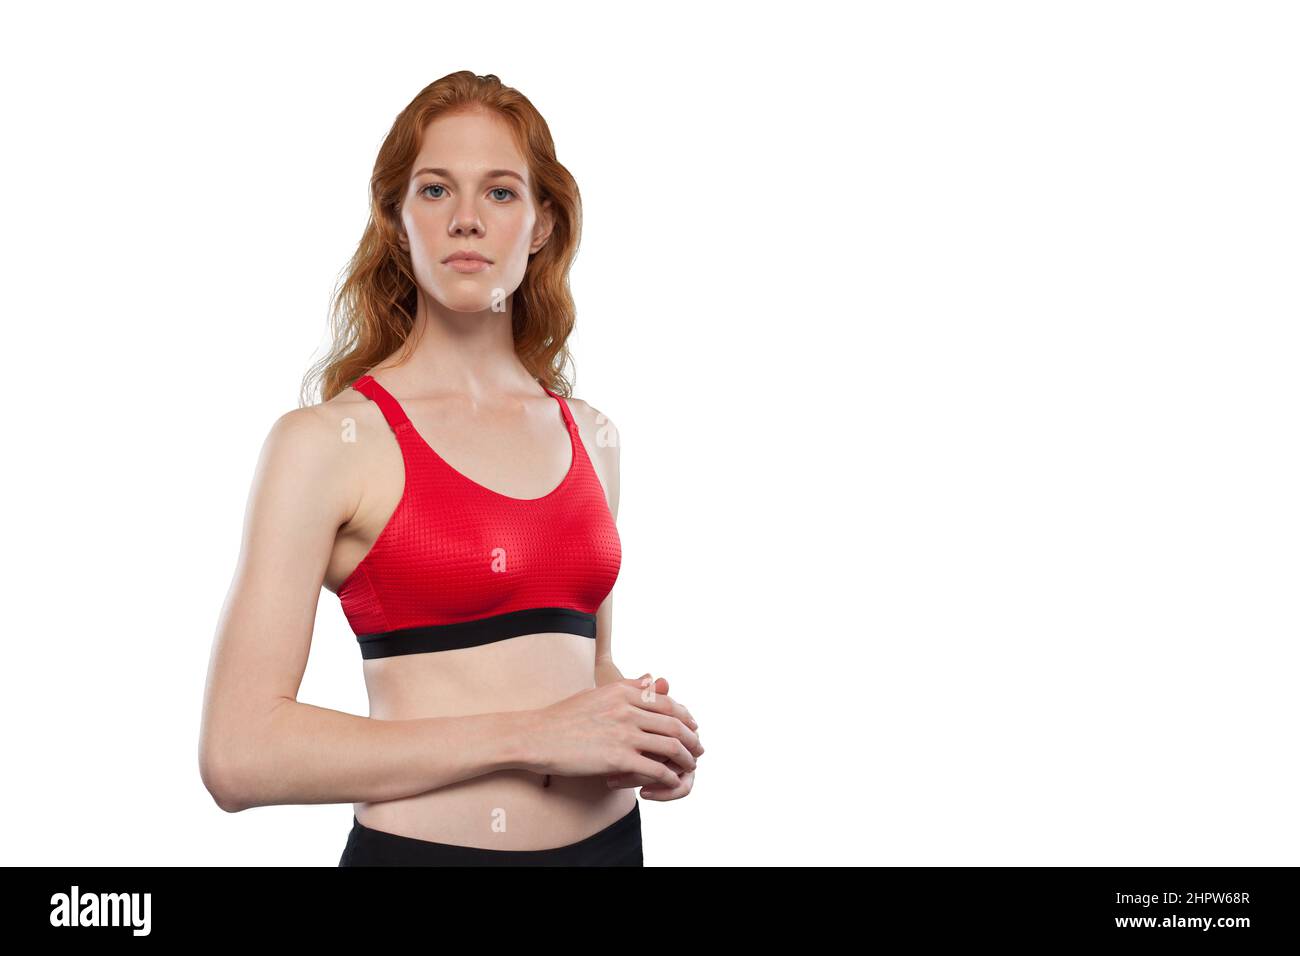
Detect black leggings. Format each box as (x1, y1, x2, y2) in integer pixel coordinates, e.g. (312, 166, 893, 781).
(338, 801, 643, 866)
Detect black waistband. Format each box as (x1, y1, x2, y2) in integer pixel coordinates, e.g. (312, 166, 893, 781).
(341, 801, 640, 866)
(357, 606, 597, 659)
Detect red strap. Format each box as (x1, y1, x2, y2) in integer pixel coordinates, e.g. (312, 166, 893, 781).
(351, 374, 411, 431)
(542, 385, 577, 432)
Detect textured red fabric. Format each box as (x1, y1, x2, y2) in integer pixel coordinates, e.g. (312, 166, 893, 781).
(337, 373, 622, 637)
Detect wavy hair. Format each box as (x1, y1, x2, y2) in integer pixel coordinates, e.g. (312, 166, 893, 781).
(301, 71, 583, 405)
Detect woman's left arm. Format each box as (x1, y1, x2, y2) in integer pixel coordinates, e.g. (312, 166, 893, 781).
(589, 401, 625, 686)
(583, 401, 701, 799)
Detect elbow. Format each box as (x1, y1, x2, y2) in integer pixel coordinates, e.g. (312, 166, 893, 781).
(200, 699, 292, 813)
(199, 742, 251, 814)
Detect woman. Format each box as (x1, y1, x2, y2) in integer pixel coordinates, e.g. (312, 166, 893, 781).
(199, 71, 704, 866)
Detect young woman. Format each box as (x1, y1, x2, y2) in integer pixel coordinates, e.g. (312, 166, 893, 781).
(199, 71, 704, 866)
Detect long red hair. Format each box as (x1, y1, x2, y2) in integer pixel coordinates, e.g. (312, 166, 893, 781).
(302, 71, 583, 405)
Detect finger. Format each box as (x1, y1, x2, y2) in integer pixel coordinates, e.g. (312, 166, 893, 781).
(670, 696, 698, 732)
(648, 679, 699, 730)
(643, 768, 694, 800)
(633, 709, 702, 760)
(613, 754, 693, 789)
(640, 782, 678, 800)
(629, 753, 681, 788)
(658, 692, 698, 733)
(628, 677, 698, 731)
(627, 682, 675, 714)
(663, 694, 697, 731)
(610, 756, 687, 788)
(628, 676, 668, 708)
(634, 730, 697, 772)
(629, 688, 698, 744)
(609, 759, 653, 785)
(607, 771, 657, 789)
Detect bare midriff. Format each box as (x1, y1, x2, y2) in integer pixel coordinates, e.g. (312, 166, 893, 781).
(354, 630, 636, 850)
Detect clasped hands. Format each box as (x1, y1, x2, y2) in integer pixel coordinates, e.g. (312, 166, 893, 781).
(604, 673, 702, 801)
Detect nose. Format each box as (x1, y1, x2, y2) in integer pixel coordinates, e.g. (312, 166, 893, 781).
(449, 202, 484, 237)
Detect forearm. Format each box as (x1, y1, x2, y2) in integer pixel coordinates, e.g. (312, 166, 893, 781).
(595, 657, 625, 687)
(213, 699, 537, 812)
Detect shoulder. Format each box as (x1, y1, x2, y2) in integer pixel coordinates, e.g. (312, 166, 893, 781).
(251, 389, 378, 517)
(564, 395, 620, 462)
(263, 389, 370, 464)
(564, 395, 621, 514)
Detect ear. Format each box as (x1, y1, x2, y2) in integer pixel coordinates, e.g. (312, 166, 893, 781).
(530, 198, 555, 255)
(395, 203, 410, 252)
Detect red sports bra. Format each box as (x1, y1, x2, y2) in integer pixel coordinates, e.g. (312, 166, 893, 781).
(336, 373, 622, 660)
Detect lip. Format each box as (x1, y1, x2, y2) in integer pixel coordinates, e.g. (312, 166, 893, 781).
(442, 250, 492, 274)
(444, 258, 490, 274)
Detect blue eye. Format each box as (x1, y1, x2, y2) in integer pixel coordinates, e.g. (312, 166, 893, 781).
(418, 184, 517, 201)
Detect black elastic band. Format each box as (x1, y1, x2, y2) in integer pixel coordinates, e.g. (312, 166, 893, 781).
(357, 606, 597, 659)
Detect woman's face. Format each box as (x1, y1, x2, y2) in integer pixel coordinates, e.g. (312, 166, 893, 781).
(396, 110, 552, 314)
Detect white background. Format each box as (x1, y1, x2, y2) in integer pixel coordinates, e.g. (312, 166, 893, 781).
(2, 1, 1296, 866)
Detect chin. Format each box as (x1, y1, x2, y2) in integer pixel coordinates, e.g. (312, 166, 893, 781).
(439, 291, 499, 312)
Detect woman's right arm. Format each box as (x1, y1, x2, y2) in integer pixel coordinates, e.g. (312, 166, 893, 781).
(197, 405, 535, 813)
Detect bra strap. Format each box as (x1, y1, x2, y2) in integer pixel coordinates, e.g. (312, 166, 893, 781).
(351, 374, 411, 432)
(541, 384, 577, 432)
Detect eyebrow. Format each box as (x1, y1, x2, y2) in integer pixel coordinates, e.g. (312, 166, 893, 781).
(411, 167, 526, 185)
